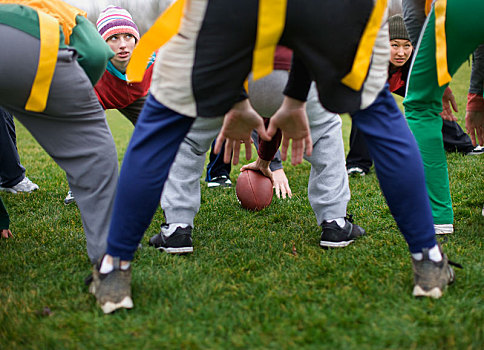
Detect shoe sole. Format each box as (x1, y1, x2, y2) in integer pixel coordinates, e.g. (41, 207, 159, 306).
(207, 183, 231, 188)
(64, 199, 75, 205)
(89, 283, 134, 314)
(412, 265, 455, 299)
(319, 239, 354, 248)
(0, 187, 38, 194)
(101, 296, 134, 314)
(412, 285, 443, 299)
(158, 246, 194, 254)
(0, 188, 17, 194)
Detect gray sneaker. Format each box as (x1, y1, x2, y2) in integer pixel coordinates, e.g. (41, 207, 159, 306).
(412, 245, 455, 299)
(88, 257, 133, 314)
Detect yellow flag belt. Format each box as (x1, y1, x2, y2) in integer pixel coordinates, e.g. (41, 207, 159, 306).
(25, 10, 59, 112)
(434, 0, 451, 86)
(126, 0, 186, 82)
(341, 0, 387, 91)
(251, 0, 287, 80)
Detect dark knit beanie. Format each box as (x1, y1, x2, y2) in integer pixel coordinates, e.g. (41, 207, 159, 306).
(389, 14, 409, 41)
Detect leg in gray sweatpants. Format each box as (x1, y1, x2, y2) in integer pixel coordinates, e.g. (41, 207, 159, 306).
(161, 70, 349, 228)
(161, 117, 224, 226)
(0, 25, 118, 263)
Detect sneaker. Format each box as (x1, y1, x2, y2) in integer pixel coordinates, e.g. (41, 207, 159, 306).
(64, 190, 75, 205)
(465, 145, 484, 155)
(347, 167, 366, 177)
(434, 224, 453, 235)
(87, 256, 133, 314)
(412, 245, 455, 299)
(0, 177, 39, 194)
(149, 224, 193, 254)
(320, 215, 366, 248)
(207, 175, 232, 188)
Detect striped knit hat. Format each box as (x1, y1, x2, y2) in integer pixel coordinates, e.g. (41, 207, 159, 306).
(96, 5, 140, 42)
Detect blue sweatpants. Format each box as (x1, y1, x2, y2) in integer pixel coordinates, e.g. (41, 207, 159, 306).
(352, 86, 436, 253)
(107, 95, 194, 260)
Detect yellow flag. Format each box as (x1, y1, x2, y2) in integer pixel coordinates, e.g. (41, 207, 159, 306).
(434, 0, 451, 86)
(341, 0, 387, 91)
(252, 0, 287, 81)
(126, 0, 186, 82)
(25, 10, 59, 112)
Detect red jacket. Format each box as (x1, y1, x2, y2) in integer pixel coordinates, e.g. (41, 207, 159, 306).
(94, 63, 153, 110)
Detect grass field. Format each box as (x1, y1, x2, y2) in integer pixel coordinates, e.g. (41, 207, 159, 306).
(0, 64, 483, 349)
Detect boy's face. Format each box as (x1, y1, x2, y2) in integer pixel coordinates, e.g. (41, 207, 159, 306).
(389, 39, 412, 67)
(106, 33, 137, 67)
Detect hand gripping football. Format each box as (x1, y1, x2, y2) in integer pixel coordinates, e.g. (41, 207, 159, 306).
(235, 170, 273, 211)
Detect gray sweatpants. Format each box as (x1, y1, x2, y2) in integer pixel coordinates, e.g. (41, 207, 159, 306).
(161, 70, 349, 227)
(0, 25, 118, 263)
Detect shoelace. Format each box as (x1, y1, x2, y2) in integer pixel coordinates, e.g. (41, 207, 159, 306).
(448, 260, 463, 269)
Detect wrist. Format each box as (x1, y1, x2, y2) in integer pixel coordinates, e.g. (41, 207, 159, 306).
(256, 158, 271, 168)
(282, 96, 306, 110)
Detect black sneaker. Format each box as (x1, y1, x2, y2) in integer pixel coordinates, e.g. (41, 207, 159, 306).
(320, 215, 366, 248)
(207, 175, 232, 188)
(149, 224, 193, 254)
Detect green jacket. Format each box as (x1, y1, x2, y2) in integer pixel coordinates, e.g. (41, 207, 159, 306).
(0, 4, 114, 85)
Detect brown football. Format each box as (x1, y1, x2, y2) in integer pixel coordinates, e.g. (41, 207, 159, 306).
(235, 170, 273, 211)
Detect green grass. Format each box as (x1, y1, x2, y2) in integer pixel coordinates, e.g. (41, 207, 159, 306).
(1, 63, 483, 349)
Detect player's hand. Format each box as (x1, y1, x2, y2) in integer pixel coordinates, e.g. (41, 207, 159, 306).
(272, 168, 292, 199)
(267, 96, 312, 165)
(440, 87, 458, 121)
(240, 158, 272, 181)
(1, 229, 12, 239)
(214, 99, 270, 165)
(465, 110, 484, 146)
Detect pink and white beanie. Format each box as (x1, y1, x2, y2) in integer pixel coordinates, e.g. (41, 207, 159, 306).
(96, 5, 140, 42)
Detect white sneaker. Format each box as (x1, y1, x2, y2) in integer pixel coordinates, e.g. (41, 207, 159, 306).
(0, 177, 39, 194)
(465, 145, 484, 155)
(64, 190, 75, 205)
(434, 224, 454, 235)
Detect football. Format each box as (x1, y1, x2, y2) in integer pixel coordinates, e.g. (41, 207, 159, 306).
(235, 170, 273, 211)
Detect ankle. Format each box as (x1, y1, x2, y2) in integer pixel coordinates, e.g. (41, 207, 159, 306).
(412, 244, 442, 262)
(100, 254, 130, 273)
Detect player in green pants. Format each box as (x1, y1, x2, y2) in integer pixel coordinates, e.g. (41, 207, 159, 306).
(404, 0, 484, 233)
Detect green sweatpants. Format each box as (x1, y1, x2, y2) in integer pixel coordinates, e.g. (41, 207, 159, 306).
(404, 0, 484, 225)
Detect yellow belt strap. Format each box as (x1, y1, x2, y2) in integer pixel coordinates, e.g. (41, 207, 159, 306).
(251, 0, 287, 81)
(25, 10, 59, 112)
(126, 0, 186, 82)
(341, 0, 387, 91)
(434, 0, 451, 86)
